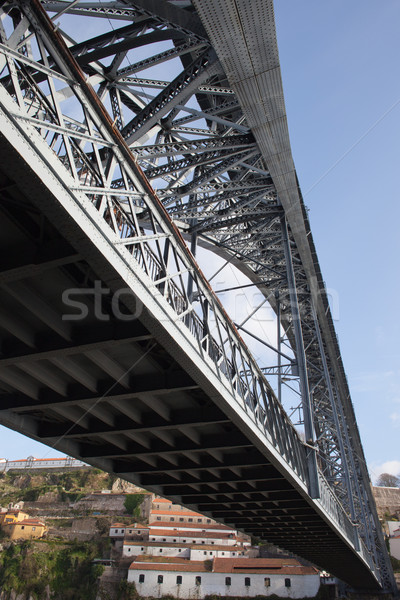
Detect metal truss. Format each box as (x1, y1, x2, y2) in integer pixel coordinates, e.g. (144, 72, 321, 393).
(0, 0, 395, 592)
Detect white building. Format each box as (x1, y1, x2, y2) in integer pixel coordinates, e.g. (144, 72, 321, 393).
(0, 456, 86, 472)
(123, 541, 247, 559)
(151, 499, 217, 526)
(109, 523, 149, 539)
(149, 520, 237, 534)
(128, 557, 320, 599)
(389, 529, 400, 560)
(148, 527, 244, 546)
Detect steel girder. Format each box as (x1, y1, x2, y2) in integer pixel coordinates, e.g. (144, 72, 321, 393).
(0, 0, 395, 592)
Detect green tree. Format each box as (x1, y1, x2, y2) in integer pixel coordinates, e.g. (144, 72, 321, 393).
(376, 473, 400, 487)
(124, 494, 144, 517)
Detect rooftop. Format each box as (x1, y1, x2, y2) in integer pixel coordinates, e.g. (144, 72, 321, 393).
(149, 529, 236, 540)
(213, 558, 318, 575)
(129, 558, 208, 573)
(151, 509, 204, 517)
(149, 521, 233, 530)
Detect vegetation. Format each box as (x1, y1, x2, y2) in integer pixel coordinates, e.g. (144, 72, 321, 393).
(0, 468, 112, 506)
(376, 472, 400, 487)
(0, 539, 105, 599)
(124, 493, 144, 517)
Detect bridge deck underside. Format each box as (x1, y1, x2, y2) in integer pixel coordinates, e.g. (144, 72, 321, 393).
(0, 134, 378, 590)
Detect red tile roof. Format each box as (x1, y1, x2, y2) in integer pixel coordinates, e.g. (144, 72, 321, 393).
(110, 523, 126, 528)
(129, 558, 207, 573)
(151, 509, 203, 517)
(149, 521, 233, 530)
(149, 529, 236, 540)
(15, 519, 46, 527)
(213, 558, 318, 575)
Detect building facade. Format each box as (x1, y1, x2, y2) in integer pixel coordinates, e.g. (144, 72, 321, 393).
(3, 518, 47, 540)
(128, 557, 320, 599)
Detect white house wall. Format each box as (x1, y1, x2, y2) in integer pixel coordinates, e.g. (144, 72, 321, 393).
(149, 534, 238, 546)
(122, 546, 245, 559)
(389, 538, 400, 560)
(128, 570, 320, 598)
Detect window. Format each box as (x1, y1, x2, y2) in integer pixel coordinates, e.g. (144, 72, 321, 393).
(232, 553, 236, 556)
(141, 547, 144, 551)
(195, 576, 201, 586)
(177, 576, 182, 585)
(21, 526, 25, 530)
(264, 578, 270, 587)
(209, 552, 213, 556)
(198, 519, 202, 523)
(222, 552, 225, 556)
(152, 538, 155, 541)
(211, 542, 214, 545)
(201, 541, 205, 545)
(162, 538, 166, 542)
(157, 517, 161, 521)
(192, 540, 196, 544)
(139, 574, 145, 583)
(183, 540, 186, 543)
(179, 518, 184, 522)
(32, 527, 36, 531)
(285, 579, 291, 588)
(114, 529, 118, 533)
(173, 539, 177, 542)
(128, 548, 131, 553)
(245, 577, 251, 587)
(225, 577, 231, 586)
(188, 518, 193, 522)
(158, 575, 163, 584)
(178, 549, 182, 553)
(159, 549, 163, 553)
(203, 551, 207, 555)
(170, 517, 174, 521)
(207, 519, 211, 523)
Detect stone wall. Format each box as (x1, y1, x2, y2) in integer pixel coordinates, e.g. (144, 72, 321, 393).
(372, 486, 400, 518)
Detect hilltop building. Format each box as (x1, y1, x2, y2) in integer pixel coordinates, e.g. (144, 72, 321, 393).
(3, 518, 47, 540)
(0, 508, 47, 540)
(0, 456, 87, 473)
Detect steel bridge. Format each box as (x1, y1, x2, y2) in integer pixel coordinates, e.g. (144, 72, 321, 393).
(0, 0, 396, 593)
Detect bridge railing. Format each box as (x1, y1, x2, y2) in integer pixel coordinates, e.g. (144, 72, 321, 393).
(0, 10, 309, 488)
(0, 3, 374, 571)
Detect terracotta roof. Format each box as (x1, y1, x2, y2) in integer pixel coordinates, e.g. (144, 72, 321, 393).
(149, 521, 233, 530)
(133, 556, 191, 563)
(151, 509, 203, 517)
(129, 559, 207, 573)
(153, 498, 172, 504)
(126, 523, 149, 529)
(15, 519, 46, 527)
(110, 523, 126, 528)
(149, 529, 236, 540)
(213, 558, 318, 575)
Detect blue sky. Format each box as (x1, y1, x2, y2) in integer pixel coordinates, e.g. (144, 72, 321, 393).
(274, 0, 400, 481)
(1, 1, 399, 483)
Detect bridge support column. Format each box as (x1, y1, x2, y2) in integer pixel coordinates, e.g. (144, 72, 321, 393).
(280, 214, 320, 499)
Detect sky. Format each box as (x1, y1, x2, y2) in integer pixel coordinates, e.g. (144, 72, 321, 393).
(273, 0, 400, 482)
(1, 1, 399, 484)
